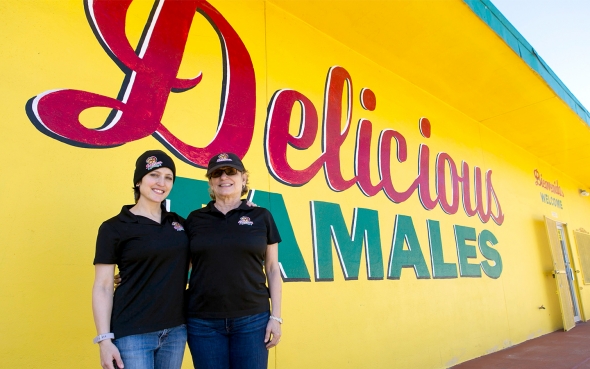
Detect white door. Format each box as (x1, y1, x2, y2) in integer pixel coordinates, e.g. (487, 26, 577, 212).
(544, 217, 576, 331)
(556, 224, 581, 322)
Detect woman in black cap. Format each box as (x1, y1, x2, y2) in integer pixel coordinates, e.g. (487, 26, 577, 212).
(92, 150, 190, 369)
(184, 152, 283, 369)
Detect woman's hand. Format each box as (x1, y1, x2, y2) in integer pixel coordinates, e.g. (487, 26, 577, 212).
(264, 318, 281, 349)
(99, 340, 124, 369)
(114, 273, 121, 289)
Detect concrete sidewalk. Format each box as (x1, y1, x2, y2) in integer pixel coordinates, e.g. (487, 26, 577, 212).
(452, 321, 590, 369)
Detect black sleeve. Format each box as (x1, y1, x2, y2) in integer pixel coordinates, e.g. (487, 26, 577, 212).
(264, 209, 282, 245)
(184, 212, 195, 233)
(93, 222, 119, 265)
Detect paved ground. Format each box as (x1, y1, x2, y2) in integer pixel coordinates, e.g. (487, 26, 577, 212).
(452, 321, 590, 369)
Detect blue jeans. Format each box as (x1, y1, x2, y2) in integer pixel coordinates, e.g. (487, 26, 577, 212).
(113, 324, 187, 369)
(187, 311, 269, 369)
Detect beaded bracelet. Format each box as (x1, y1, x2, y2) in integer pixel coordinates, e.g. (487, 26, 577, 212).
(269, 315, 283, 324)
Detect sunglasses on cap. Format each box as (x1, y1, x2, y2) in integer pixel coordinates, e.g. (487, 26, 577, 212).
(209, 167, 240, 178)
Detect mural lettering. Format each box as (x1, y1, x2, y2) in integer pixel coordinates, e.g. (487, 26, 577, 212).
(26, 0, 256, 166)
(540, 193, 564, 209)
(265, 73, 504, 224)
(169, 177, 502, 281)
(26, 0, 504, 225)
(534, 169, 564, 197)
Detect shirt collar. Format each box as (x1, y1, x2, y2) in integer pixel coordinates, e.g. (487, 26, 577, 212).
(117, 203, 172, 223)
(203, 199, 250, 214)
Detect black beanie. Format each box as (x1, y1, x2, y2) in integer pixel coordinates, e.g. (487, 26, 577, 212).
(133, 150, 176, 185)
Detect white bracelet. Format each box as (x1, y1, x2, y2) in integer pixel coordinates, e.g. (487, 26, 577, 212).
(269, 315, 283, 324)
(93, 333, 115, 344)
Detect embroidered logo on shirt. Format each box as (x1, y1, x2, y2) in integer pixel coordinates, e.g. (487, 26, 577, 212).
(216, 153, 232, 162)
(171, 222, 184, 231)
(238, 216, 253, 226)
(145, 156, 163, 170)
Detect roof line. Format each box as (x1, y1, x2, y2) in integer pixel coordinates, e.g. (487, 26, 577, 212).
(463, 0, 590, 126)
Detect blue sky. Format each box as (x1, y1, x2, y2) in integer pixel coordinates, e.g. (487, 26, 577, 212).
(490, 0, 590, 109)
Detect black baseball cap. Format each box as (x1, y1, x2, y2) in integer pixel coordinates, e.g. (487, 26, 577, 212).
(206, 152, 245, 176)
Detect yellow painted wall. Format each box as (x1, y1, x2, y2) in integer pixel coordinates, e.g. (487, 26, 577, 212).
(1, 1, 590, 368)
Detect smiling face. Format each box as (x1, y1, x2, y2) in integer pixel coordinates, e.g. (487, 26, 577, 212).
(136, 167, 174, 204)
(209, 166, 248, 201)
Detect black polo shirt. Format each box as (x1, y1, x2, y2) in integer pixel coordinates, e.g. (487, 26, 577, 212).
(94, 205, 190, 339)
(185, 200, 281, 319)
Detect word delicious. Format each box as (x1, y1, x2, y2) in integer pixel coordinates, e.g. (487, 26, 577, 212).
(26, 0, 504, 225)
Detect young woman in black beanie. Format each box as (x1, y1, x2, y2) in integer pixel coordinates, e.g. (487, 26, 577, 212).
(92, 150, 190, 369)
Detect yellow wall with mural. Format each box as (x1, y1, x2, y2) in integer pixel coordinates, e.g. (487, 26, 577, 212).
(2, 0, 590, 368)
